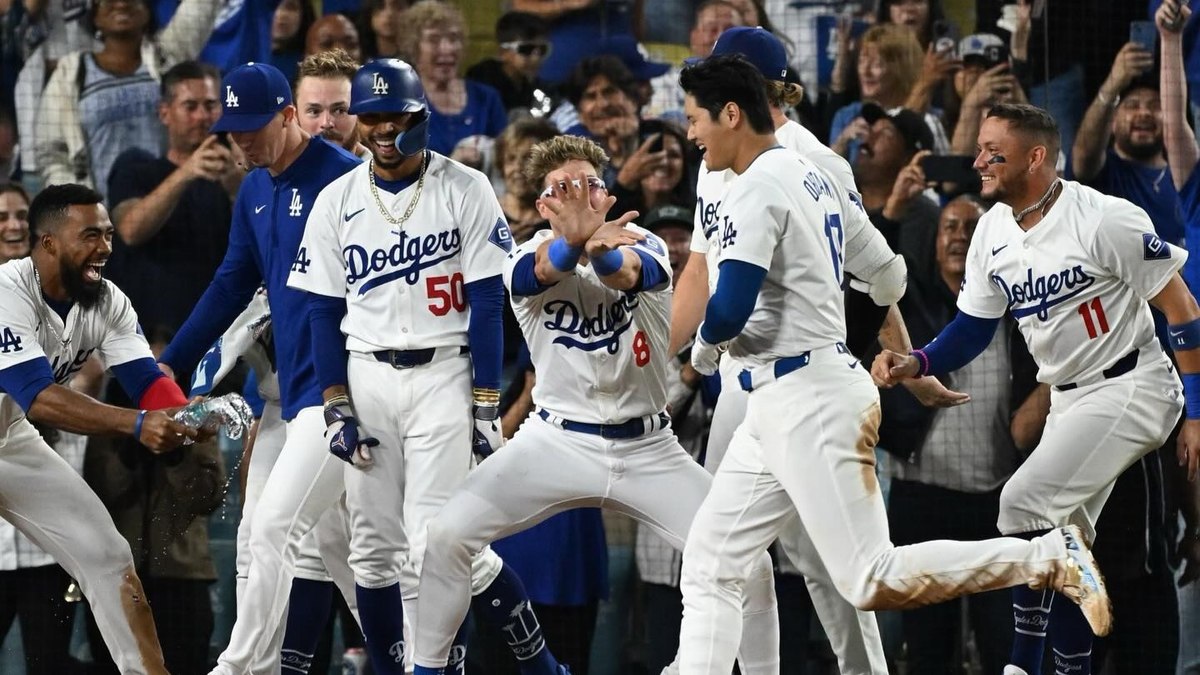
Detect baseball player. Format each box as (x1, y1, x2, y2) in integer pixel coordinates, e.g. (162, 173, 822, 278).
(407, 134, 778, 675)
(666, 27, 954, 675)
(874, 103, 1200, 675)
(287, 59, 566, 675)
(0, 183, 201, 674)
(156, 62, 363, 675)
(674, 56, 1112, 675)
(294, 48, 369, 158)
(188, 290, 360, 675)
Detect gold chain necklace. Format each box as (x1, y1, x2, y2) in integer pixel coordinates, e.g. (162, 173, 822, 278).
(367, 152, 428, 227)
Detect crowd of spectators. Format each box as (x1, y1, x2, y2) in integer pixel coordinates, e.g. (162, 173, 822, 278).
(1, 0, 1199, 673)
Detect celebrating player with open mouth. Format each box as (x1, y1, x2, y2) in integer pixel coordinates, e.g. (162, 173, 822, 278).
(0, 184, 201, 674)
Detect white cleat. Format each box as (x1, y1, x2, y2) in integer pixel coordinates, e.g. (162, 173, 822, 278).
(1003, 666, 1030, 675)
(1053, 524, 1113, 636)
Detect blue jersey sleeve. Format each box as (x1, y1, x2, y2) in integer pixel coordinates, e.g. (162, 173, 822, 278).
(110, 357, 166, 404)
(464, 275, 504, 390)
(916, 310, 1001, 377)
(160, 192, 263, 375)
(700, 260, 768, 344)
(308, 293, 349, 391)
(0, 358, 55, 412)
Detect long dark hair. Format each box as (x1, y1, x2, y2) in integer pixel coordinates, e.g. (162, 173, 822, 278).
(875, 0, 947, 47)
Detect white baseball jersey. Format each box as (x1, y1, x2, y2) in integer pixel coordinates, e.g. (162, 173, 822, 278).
(958, 180, 1186, 386)
(0, 258, 153, 433)
(716, 148, 875, 367)
(502, 226, 674, 423)
(287, 153, 514, 352)
(692, 120, 857, 293)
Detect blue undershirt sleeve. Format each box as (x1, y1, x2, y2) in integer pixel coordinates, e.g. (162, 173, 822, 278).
(916, 311, 1001, 376)
(699, 260, 768, 344)
(633, 248, 669, 292)
(308, 294, 349, 391)
(509, 254, 551, 297)
(464, 275, 504, 391)
(110, 357, 166, 403)
(0, 359, 55, 412)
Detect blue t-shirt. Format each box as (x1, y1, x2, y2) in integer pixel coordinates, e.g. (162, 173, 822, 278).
(153, 0, 277, 73)
(426, 80, 508, 156)
(160, 138, 362, 420)
(1078, 149, 1185, 247)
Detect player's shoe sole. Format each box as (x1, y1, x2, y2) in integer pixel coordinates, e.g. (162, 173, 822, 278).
(1054, 524, 1113, 636)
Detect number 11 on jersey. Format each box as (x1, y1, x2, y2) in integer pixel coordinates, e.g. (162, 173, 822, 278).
(1078, 297, 1110, 339)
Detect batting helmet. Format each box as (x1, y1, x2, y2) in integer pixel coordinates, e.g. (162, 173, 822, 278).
(349, 59, 430, 156)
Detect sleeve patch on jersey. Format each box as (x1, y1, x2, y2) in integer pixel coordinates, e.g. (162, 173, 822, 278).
(637, 232, 665, 256)
(1143, 233, 1171, 260)
(489, 218, 514, 253)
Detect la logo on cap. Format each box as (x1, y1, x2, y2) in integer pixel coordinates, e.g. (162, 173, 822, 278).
(225, 85, 239, 108)
(372, 73, 389, 95)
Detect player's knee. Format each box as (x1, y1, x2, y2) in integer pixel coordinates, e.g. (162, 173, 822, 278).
(425, 513, 472, 562)
(997, 475, 1045, 532)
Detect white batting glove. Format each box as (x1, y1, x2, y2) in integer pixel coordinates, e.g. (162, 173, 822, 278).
(690, 329, 727, 376)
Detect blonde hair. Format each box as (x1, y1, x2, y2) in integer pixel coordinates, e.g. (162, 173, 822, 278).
(296, 47, 359, 82)
(858, 24, 923, 99)
(523, 135, 609, 190)
(765, 80, 805, 108)
(397, 0, 466, 64)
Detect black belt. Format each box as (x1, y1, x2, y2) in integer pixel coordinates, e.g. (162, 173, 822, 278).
(1055, 349, 1139, 392)
(537, 409, 670, 439)
(372, 346, 469, 369)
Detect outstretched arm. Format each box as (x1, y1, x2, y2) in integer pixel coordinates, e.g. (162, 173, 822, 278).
(1150, 275, 1200, 480)
(1158, 0, 1198, 189)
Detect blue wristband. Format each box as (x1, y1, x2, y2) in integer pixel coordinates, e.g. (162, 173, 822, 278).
(134, 409, 148, 441)
(547, 238, 582, 272)
(1170, 318, 1200, 352)
(1183, 373, 1200, 420)
(591, 249, 625, 277)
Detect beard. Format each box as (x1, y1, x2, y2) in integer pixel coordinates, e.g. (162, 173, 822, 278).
(59, 256, 104, 309)
(1116, 135, 1163, 162)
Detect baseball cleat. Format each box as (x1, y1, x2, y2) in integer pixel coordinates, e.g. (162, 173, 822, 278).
(1053, 525, 1112, 636)
(1002, 666, 1030, 675)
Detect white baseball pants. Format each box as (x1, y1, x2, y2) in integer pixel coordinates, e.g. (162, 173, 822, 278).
(706, 355, 888, 675)
(413, 414, 778, 673)
(678, 344, 1073, 674)
(216, 405, 348, 674)
(997, 353, 1181, 539)
(0, 418, 166, 674)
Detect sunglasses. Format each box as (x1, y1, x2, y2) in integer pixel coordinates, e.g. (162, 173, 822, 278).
(540, 176, 606, 200)
(501, 41, 552, 58)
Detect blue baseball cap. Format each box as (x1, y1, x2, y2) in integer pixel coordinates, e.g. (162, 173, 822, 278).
(708, 26, 789, 82)
(598, 35, 671, 81)
(211, 62, 293, 133)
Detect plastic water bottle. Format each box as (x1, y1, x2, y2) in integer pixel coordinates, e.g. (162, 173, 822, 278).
(173, 393, 255, 443)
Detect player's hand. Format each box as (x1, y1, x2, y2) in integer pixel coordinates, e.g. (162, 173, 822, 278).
(585, 218, 643, 257)
(137, 410, 198, 453)
(1105, 42, 1156, 95)
(472, 412, 504, 460)
(542, 171, 613, 246)
(691, 330, 726, 376)
(901, 376, 971, 408)
(183, 135, 233, 182)
(1178, 418, 1200, 482)
(871, 349, 920, 387)
(1157, 0, 1190, 34)
(324, 402, 379, 468)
